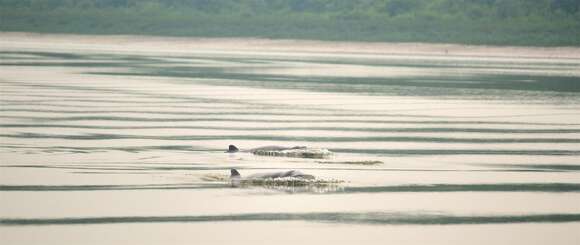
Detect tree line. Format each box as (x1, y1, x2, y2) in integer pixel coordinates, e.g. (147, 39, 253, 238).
(1, 0, 579, 46)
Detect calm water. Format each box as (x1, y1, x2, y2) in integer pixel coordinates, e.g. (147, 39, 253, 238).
(1, 37, 580, 244)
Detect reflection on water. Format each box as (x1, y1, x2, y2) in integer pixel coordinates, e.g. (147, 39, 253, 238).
(1, 38, 580, 244)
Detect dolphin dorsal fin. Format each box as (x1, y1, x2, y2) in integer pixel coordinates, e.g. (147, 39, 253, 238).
(227, 145, 239, 153)
(230, 169, 241, 178)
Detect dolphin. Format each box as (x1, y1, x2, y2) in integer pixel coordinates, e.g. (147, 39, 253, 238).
(226, 145, 305, 153)
(227, 169, 347, 193)
(229, 168, 315, 186)
(226, 144, 332, 158)
(230, 168, 315, 180)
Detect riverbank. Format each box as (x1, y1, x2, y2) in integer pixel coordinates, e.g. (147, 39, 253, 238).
(2, 32, 580, 59)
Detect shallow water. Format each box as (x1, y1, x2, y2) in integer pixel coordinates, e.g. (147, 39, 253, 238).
(1, 36, 580, 244)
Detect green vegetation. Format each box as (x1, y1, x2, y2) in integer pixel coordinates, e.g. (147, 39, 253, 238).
(1, 0, 579, 46)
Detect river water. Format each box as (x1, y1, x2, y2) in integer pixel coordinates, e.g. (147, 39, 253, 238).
(1, 34, 580, 244)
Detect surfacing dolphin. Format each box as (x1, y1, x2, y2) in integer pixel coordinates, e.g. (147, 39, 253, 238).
(230, 169, 315, 180)
(230, 168, 315, 187)
(226, 144, 333, 159)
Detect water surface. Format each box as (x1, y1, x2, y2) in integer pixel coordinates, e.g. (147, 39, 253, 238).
(1, 36, 580, 244)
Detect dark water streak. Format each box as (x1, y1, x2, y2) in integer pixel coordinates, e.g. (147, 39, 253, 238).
(2, 133, 579, 144)
(2, 124, 579, 134)
(2, 212, 580, 226)
(3, 115, 579, 126)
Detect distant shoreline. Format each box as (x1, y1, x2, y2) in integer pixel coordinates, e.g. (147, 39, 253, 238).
(2, 32, 580, 59)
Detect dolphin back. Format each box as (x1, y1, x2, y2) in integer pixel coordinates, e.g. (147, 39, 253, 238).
(250, 145, 332, 159)
(247, 170, 314, 180)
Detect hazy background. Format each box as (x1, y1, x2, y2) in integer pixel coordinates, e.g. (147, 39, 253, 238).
(1, 0, 580, 46)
